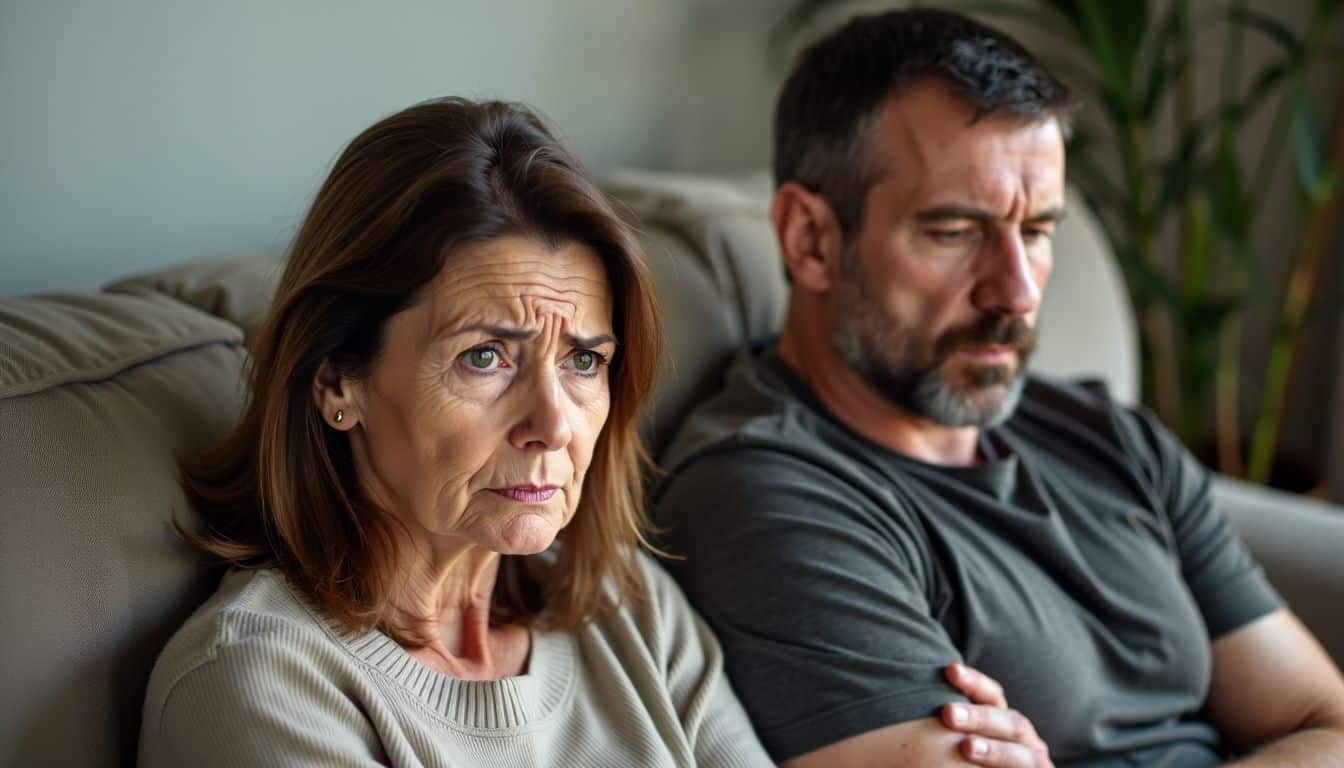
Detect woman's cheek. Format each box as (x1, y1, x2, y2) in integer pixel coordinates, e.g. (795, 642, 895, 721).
(443, 366, 513, 404)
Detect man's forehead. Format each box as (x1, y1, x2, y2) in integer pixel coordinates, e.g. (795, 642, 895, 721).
(868, 91, 1066, 213)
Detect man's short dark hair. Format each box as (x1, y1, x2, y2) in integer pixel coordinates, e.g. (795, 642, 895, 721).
(774, 8, 1073, 237)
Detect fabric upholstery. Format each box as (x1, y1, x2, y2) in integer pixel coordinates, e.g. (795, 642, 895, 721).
(105, 255, 282, 347)
(0, 292, 246, 765)
(1214, 477, 1344, 661)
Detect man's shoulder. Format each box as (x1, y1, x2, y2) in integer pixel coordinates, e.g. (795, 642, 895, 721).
(652, 351, 923, 547)
(1014, 374, 1167, 457)
(1018, 374, 1121, 419)
(658, 347, 850, 477)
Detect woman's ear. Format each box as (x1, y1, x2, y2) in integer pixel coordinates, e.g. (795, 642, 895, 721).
(313, 359, 360, 430)
(771, 181, 844, 293)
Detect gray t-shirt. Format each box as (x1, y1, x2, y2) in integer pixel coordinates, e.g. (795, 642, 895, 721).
(653, 347, 1281, 766)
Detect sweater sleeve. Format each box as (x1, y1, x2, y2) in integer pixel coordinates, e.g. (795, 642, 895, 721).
(640, 555, 775, 768)
(139, 624, 388, 768)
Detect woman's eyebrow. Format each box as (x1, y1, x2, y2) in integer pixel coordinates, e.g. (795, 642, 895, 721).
(565, 333, 617, 349)
(439, 323, 616, 348)
(439, 323, 534, 342)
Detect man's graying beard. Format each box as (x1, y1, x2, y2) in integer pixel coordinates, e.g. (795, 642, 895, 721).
(830, 252, 1037, 428)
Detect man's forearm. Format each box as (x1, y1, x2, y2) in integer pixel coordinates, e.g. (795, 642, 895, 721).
(1226, 727, 1344, 767)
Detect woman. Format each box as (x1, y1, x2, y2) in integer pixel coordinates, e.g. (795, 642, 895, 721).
(139, 97, 1044, 768)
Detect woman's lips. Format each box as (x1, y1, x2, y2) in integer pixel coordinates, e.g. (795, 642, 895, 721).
(489, 485, 559, 504)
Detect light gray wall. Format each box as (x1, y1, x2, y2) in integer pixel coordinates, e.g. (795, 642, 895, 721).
(0, 0, 788, 297)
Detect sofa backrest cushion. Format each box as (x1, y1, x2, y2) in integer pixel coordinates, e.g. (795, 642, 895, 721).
(105, 255, 282, 347)
(0, 291, 246, 765)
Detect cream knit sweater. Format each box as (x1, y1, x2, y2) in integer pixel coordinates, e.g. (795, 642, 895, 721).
(139, 552, 772, 767)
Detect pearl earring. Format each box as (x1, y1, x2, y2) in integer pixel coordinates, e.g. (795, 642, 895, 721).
(334, 410, 344, 424)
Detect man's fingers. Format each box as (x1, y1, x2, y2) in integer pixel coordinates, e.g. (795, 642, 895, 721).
(945, 663, 1008, 707)
(941, 703, 1041, 745)
(960, 735, 1053, 768)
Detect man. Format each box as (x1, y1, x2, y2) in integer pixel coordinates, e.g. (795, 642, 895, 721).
(654, 9, 1344, 767)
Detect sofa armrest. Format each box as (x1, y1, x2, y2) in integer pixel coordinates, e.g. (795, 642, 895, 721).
(1214, 476, 1344, 666)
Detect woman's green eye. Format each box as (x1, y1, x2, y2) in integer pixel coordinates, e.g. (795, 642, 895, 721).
(467, 348, 496, 369)
(573, 351, 596, 371)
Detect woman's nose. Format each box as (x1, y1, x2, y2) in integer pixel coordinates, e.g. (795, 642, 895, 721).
(508, 371, 573, 452)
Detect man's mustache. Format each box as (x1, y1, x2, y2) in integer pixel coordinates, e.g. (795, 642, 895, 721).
(935, 314, 1037, 361)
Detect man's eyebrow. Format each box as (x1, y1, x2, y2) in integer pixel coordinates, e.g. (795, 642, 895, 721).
(914, 204, 1068, 223)
(1026, 206, 1067, 223)
(438, 323, 616, 348)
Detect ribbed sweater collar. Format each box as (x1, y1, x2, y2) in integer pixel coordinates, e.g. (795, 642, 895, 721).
(274, 570, 576, 730)
(336, 627, 575, 730)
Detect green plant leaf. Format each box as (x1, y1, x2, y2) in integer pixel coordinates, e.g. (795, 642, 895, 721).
(1181, 192, 1215, 300)
(1154, 109, 1223, 221)
(1049, 0, 1149, 111)
(1155, 153, 1205, 229)
(1221, 239, 1273, 306)
(1227, 6, 1306, 61)
(1181, 295, 1244, 339)
(1117, 248, 1180, 310)
(1139, 0, 1189, 122)
(1240, 58, 1293, 118)
(1289, 77, 1333, 203)
(1209, 139, 1248, 241)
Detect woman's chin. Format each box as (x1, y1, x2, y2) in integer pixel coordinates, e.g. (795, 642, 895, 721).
(494, 512, 560, 555)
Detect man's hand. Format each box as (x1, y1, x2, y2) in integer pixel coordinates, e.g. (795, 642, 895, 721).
(780, 663, 1054, 768)
(940, 663, 1053, 768)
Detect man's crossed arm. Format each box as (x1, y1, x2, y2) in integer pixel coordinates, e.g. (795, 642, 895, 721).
(783, 609, 1344, 768)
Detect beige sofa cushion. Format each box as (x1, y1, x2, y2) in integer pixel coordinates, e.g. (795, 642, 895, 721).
(0, 292, 247, 765)
(105, 255, 282, 345)
(604, 170, 789, 455)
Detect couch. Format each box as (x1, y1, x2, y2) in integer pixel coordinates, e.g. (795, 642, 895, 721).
(3, 171, 1342, 766)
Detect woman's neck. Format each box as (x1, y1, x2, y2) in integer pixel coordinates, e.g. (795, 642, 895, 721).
(389, 541, 531, 680)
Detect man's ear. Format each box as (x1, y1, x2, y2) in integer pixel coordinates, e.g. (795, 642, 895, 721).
(313, 359, 360, 430)
(771, 181, 844, 293)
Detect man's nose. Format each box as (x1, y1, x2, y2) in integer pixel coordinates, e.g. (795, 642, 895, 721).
(508, 371, 573, 452)
(971, 230, 1042, 317)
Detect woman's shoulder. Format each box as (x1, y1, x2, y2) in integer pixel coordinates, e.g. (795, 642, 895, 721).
(141, 568, 348, 721)
(157, 568, 324, 659)
(579, 550, 707, 659)
(139, 568, 390, 765)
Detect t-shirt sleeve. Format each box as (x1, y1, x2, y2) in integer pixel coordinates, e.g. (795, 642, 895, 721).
(654, 448, 968, 761)
(1126, 407, 1282, 639)
(140, 629, 387, 768)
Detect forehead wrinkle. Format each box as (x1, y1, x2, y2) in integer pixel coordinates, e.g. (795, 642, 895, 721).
(431, 268, 607, 305)
(428, 280, 610, 337)
(421, 239, 612, 336)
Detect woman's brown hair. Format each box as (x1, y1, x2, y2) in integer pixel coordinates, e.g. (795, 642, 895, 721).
(181, 98, 662, 644)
